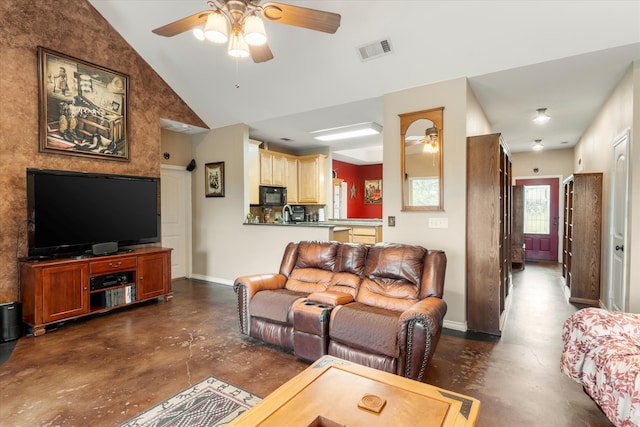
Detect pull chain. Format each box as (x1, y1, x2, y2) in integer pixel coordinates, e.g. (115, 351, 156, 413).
(234, 57, 241, 89)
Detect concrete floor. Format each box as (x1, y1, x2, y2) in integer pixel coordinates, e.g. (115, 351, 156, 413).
(0, 263, 612, 426)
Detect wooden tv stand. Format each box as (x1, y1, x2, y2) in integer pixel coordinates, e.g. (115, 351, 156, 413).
(20, 247, 172, 336)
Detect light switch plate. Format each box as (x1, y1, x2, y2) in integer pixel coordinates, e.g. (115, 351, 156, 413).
(428, 217, 448, 229)
(388, 216, 395, 227)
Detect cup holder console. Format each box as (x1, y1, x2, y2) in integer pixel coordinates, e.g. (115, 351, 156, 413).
(293, 299, 334, 362)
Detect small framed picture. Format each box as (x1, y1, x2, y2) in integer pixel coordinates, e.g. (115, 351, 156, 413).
(205, 162, 225, 197)
(364, 179, 382, 204)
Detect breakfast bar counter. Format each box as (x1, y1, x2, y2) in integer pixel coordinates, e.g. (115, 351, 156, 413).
(244, 219, 382, 244)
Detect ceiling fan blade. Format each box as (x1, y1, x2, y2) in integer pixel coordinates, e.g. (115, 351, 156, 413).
(249, 43, 274, 63)
(261, 2, 341, 34)
(152, 10, 213, 37)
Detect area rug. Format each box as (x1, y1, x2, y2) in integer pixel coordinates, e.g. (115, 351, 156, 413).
(119, 376, 261, 427)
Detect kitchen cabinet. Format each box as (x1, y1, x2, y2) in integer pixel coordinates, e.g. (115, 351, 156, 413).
(286, 156, 299, 203)
(249, 140, 261, 204)
(259, 150, 273, 185)
(349, 225, 382, 245)
(297, 154, 327, 204)
(260, 150, 285, 186)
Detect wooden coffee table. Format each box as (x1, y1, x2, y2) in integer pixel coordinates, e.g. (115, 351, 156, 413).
(231, 356, 480, 426)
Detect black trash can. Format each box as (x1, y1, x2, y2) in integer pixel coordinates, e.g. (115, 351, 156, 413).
(0, 302, 22, 342)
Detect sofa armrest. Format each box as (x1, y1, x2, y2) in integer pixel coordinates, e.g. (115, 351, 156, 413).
(234, 274, 287, 335)
(398, 297, 448, 381)
(307, 291, 354, 306)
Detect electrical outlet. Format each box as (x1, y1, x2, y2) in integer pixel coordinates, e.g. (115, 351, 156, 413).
(428, 217, 449, 229)
(388, 216, 396, 227)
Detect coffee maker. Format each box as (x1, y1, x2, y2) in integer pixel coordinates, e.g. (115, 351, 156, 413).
(291, 206, 305, 222)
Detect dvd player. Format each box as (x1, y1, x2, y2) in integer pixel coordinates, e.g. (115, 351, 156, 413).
(90, 272, 132, 291)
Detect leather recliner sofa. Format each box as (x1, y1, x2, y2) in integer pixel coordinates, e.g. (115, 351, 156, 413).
(234, 240, 447, 382)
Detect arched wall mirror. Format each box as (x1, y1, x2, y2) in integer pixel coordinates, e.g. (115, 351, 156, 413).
(399, 107, 444, 211)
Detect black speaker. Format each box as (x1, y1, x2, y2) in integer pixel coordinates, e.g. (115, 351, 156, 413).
(186, 159, 196, 172)
(92, 241, 118, 255)
(0, 302, 22, 342)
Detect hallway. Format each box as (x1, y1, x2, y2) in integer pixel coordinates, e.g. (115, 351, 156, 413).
(0, 262, 612, 426)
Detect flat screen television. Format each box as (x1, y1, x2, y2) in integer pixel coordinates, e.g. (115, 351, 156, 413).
(26, 168, 160, 257)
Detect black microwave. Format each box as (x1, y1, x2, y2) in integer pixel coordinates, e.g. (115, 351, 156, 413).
(259, 185, 287, 206)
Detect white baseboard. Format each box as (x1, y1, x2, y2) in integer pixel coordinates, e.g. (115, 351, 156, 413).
(443, 319, 466, 332)
(189, 273, 233, 286)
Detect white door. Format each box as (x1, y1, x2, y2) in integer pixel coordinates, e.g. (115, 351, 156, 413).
(610, 131, 629, 312)
(161, 166, 191, 279)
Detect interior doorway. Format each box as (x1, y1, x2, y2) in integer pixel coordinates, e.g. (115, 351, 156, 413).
(515, 178, 560, 262)
(610, 131, 630, 312)
(161, 165, 192, 279)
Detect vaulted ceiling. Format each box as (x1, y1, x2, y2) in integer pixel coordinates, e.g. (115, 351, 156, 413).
(89, 1, 640, 163)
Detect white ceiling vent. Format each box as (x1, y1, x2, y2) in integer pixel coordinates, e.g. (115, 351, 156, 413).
(357, 38, 393, 62)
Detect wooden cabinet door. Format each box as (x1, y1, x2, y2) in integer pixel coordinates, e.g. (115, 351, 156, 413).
(297, 155, 326, 204)
(297, 156, 319, 203)
(137, 253, 170, 300)
(272, 153, 286, 186)
(260, 150, 273, 185)
(42, 264, 89, 323)
(286, 157, 298, 203)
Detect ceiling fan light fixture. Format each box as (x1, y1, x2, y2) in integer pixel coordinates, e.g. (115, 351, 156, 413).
(193, 26, 205, 41)
(533, 107, 551, 124)
(532, 139, 544, 151)
(228, 30, 250, 58)
(204, 12, 228, 43)
(244, 14, 267, 46)
(423, 141, 438, 153)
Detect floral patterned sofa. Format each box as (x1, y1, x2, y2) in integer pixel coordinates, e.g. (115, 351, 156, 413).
(561, 307, 640, 426)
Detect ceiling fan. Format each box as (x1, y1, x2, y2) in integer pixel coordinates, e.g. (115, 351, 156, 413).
(152, 0, 341, 63)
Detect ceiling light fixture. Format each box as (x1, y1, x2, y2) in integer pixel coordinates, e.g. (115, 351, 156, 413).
(532, 139, 544, 151)
(192, 1, 268, 58)
(421, 124, 439, 153)
(533, 108, 551, 124)
(311, 122, 383, 142)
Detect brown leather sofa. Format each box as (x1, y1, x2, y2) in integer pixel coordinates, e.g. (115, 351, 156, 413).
(234, 240, 447, 382)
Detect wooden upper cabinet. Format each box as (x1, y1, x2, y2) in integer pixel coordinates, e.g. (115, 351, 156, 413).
(258, 149, 326, 204)
(286, 157, 299, 204)
(259, 149, 286, 187)
(271, 153, 286, 187)
(260, 150, 274, 185)
(297, 154, 327, 204)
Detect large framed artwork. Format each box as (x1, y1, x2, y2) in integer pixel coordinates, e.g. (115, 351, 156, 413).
(205, 162, 225, 197)
(37, 47, 129, 161)
(364, 179, 382, 204)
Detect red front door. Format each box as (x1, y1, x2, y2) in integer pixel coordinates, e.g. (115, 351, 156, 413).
(516, 178, 559, 262)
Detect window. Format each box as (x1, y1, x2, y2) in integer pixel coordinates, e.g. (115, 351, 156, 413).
(524, 185, 550, 234)
(409, 177, 439, 206)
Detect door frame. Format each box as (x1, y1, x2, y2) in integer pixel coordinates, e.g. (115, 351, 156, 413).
(513, 175, 563, 262)
(608, 130, 630, 311)
(161, 164, 193, 279)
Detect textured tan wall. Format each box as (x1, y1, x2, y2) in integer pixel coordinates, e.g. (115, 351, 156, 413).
(0, 0, 208, 302)
(160, 129, 193, 167)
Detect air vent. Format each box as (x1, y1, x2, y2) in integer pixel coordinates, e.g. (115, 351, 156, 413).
(357, 38, 393, 61)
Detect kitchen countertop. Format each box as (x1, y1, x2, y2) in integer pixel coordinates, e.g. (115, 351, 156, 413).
(244, 220, 382, 229)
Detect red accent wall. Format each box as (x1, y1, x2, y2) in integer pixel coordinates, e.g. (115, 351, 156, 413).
(332, 160, 382, 219)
